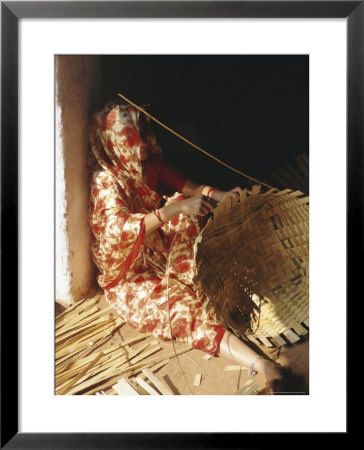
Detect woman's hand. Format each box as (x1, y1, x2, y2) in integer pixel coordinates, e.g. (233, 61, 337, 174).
(211, 186, 245, 203)
(180, 195, 218, 217)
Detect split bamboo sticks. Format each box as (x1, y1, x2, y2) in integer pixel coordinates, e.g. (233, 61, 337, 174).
(55, 294, 191, 395)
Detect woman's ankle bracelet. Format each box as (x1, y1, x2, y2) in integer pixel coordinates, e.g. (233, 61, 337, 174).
(248, 355, 266, 377)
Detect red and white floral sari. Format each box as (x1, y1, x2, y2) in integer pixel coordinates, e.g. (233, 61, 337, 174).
(89, 100, 225, 354)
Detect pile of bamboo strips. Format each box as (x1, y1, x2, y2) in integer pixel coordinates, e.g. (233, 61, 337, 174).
(55, 294, 190, 395)
(56, 294, 266, 395)
(112, 368, 175, 395)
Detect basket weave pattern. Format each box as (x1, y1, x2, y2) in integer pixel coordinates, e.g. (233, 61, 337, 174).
(193, 188, 309, 343)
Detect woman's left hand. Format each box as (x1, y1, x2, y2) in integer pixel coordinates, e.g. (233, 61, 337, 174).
(210, 186, 245, 203)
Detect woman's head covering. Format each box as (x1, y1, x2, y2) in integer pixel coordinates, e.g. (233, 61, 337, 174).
(89, 100, 163, 288)
(89, 99, 162, 208)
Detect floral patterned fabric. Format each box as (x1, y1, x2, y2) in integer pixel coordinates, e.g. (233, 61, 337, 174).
(89, 100, 225, 354)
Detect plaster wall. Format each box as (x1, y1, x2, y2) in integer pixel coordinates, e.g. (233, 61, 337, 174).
(56, 55, 100, 306)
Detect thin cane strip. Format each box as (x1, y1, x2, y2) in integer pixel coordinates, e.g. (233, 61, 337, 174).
(58, 322, 115, 352)
(56, 319, 122, 355)
(142, 368, 174, 395)
(83, 350, 189, 396)
(56, 316, 113, 348)
(59, 329, 151, 371)
(55, 335, 110, 367)
(57, 301, 104, 324)
(55, 327, 121, 369)
(56, 343, 143, 393)
(118, 343, 162, 371)
(55, 319, 124, 360)
(135, 359, 171, 383)
(56, 305, 101, 331)
(223, 365, 249, 371)
(78, 340, 155, 381)
(84, 367, 155, 396)
(165, 223, 193, 395)
(56, 315, 115, 344)
(57, 348, 133, 391)
(104, 390, 117, 395)
(56, 343, 120, 376)
(148, 359, 170, 373)
(234, 380, 259, 395)
(56, 345, 131, 386)
(129, 358, 171, 386)
(59, 332, 186, 396)
(118, 92, 274, 190)
(56, 306, 102, 334)
(118, 347, 191, 375)
(71, 329, 147, 363)
(56, 314, 119, 345)
(112, 332, 152, 346)
(56, 296, 101, 326)
(62, 355, 141, 395)
(112, 378, 140, 396)
(56, 306, 113, 335)
(55, 294, 102, 321)
(65, 345, 162, 395)
(59, 316, 124, 349)
(134, 377, 161, 395)
(83, 358, 169, 396)
(58, 316, 122, 346)
(82, 341, 160, 386)
(183, 353, 199, 366)
(55, 342, 94, 364)
(56, 339, 108, 367)
(83, 341, 160, 381)
(57, 352, 105, 395)
(55, 342, 98, 365)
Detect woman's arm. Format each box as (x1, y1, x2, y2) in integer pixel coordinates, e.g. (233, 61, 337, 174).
(182, 180, 246, 203)
(157, 156, 245, 201)
(149, 158, 247, 234)
(181, 180, 205, 197)
(144, 194, 218, 234)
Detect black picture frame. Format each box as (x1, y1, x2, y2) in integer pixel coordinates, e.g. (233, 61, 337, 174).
(1, 1, 358, 447)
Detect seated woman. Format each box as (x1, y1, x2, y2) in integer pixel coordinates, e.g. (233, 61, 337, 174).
(89, 99, 289, 394)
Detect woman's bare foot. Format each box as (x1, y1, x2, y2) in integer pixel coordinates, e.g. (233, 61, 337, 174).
(216, 331, 293, 394)
(257, 359, 292, 394)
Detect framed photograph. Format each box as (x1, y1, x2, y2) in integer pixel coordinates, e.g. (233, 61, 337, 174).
(2, 0, 358, 447)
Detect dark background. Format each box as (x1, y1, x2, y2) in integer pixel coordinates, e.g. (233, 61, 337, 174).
(100, 55, 308, 191)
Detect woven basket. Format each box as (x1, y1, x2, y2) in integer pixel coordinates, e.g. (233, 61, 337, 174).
(193, 187, 309, 347)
